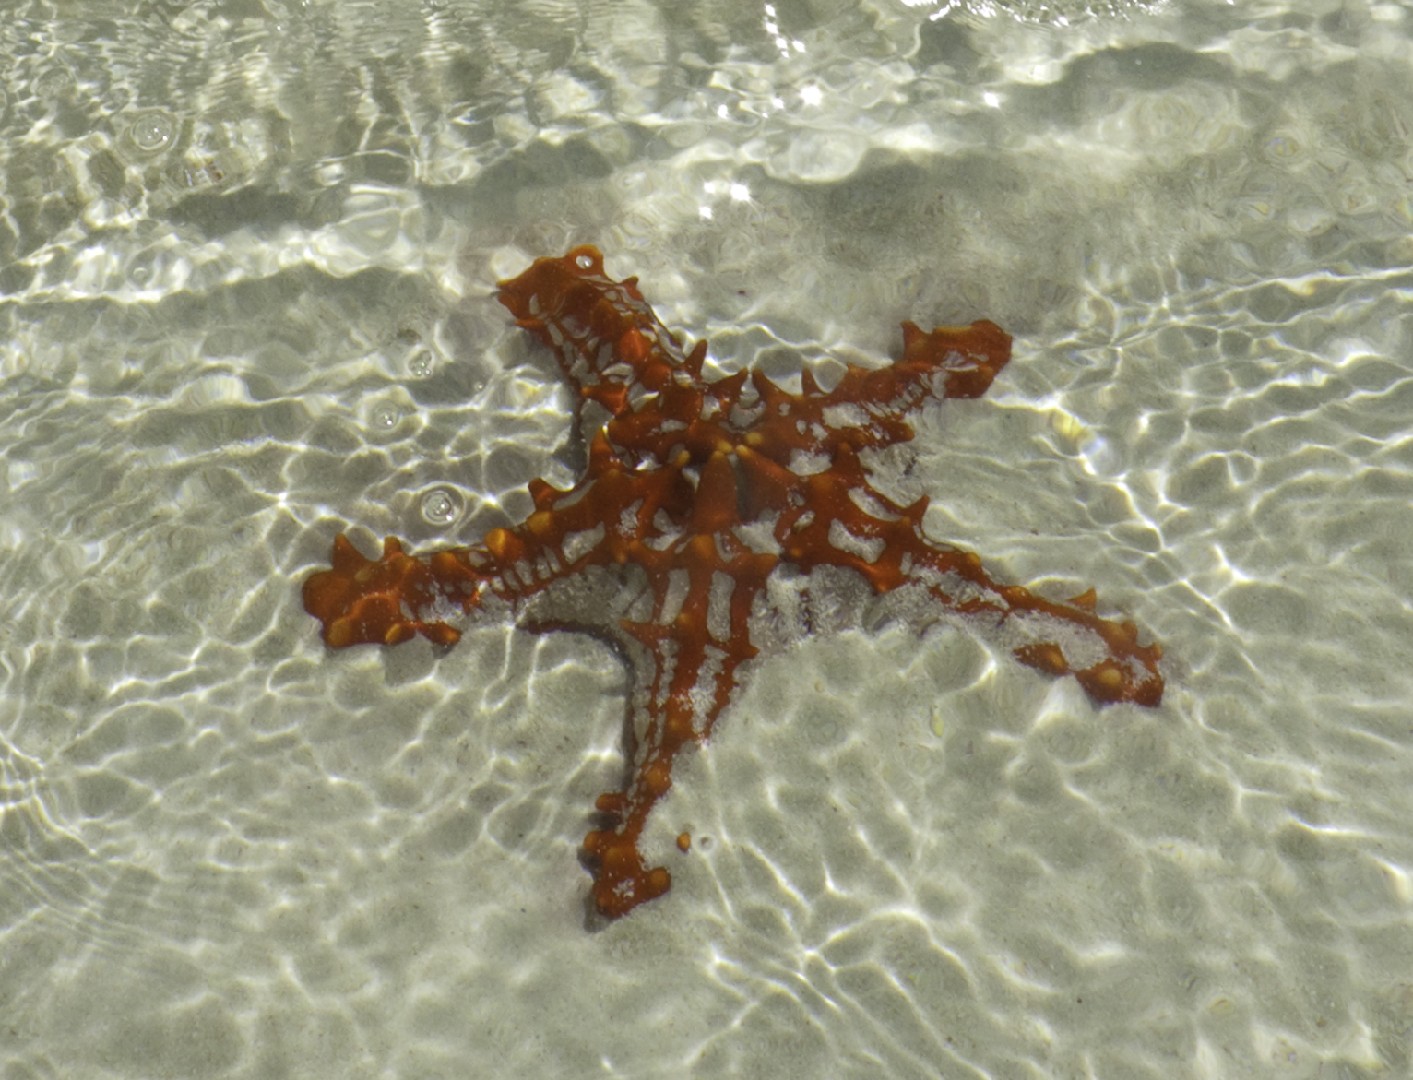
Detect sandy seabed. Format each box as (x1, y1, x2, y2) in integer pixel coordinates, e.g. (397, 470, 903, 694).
(2, 1, 1411, 1077)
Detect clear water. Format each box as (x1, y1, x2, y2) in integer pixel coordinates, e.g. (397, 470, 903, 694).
(3, 1, 1411, 1076)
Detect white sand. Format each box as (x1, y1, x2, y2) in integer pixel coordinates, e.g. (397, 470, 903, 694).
(2, 1, 1411, 1077)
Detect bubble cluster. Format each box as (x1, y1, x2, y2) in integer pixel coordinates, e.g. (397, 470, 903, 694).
(409, 351, 434, 377)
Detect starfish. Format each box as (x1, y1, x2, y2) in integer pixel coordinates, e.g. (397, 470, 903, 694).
(303, 245, 1163, 920)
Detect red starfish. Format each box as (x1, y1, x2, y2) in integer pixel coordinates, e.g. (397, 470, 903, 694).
(303, 245, 1163, 920)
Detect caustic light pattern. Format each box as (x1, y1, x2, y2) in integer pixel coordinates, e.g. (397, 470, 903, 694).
(303, 246, 1163, 920)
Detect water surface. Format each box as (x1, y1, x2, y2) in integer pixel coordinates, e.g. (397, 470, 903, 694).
(2, 1, 1411, 1076)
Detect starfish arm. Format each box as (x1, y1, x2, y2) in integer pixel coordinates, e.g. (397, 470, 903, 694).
(895, 319, 1013, 400)
(496, 245, 703, 418)
(775, 480, 1164, 706)
(742, 319, 1014, 466)
(584, 534, 774, 919)
(806, 320, 1012, 442)
(302, 535, 487, 648)
(901, 538, 1164, 705)
(304, 441, 692, 652)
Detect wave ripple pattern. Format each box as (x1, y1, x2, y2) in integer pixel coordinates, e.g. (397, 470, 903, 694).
(0, 2, 1410, 1079)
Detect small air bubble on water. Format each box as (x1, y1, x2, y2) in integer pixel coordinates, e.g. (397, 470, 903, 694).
(421, 488, 460, 526)
(129, 110, 176, 152)
(370, 403, 400, 430)
(36, 67, 74, 98)
(409, 351, 434, 377)
(1264, 134, 1301, 162)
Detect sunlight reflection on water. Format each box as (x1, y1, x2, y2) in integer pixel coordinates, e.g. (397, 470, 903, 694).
(1, 1, 1411, 1077)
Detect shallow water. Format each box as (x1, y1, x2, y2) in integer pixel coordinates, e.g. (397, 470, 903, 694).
(3, 1, 1412, 1077)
